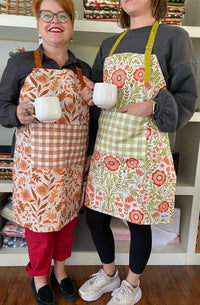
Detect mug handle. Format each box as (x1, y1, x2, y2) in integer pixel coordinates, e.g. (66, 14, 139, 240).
(29, 100, 37, 119)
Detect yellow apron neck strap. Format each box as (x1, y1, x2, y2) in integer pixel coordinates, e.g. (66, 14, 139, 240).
(108, 21, 159, 83)
(144, 20, 159, 83)
(108, 28, 130, 57)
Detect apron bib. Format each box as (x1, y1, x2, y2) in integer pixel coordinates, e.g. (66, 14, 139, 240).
(85, 22, 176, 225)
(13, 49, 89, 232)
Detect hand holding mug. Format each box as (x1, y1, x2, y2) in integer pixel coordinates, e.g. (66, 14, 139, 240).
(17, 98, 35, 125)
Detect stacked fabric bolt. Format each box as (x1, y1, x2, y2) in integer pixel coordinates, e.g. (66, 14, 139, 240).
(0, 195, 27, 248)
(162, 0, 186, 25)
(83, 0, 118, 21)
(0, 153, 13, 181)
(110, 209, 181, 251)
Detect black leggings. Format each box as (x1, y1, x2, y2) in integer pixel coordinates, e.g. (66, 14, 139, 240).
(86, 207, 152, 274)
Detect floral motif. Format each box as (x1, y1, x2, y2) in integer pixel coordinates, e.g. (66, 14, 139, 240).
(133, 68, 145, 82)
(126, 158, 139, 169)
(129, 209, 144, 224)
(111, 68, 127, 88)
(84, 52, 175, 225)
(158, 201, 169, 213)
(152, 170, 167, 187)
(103, 156, 120, 171)
(13, 68, 89, 232)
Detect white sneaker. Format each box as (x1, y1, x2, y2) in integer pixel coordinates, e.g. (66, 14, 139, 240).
(107, 280, 142, 305)
(78, 268, 120, 301)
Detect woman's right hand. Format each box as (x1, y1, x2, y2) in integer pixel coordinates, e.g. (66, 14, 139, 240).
(82, 81, 94, 106)
(16, 98, 35, 125)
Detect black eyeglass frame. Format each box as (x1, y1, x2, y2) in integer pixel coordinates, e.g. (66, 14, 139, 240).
(38, 10, 72, 23)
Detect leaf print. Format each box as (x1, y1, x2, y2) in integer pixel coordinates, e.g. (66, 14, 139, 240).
(59, 92, 66, 101)
(31, 188, 38, 200)
(30, 92, 37, 99)
(35, 73, 49, 84)
(40, 89, 50, 96)
(50, 78, 60, 91)
(30, 75, 38, 88)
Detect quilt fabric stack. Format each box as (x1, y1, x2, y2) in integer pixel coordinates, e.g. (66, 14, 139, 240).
(0, 153, 13, 181)
(83, 0, 119, 21)
(0, 194, 27, 248)
(162, 0, 186, 25)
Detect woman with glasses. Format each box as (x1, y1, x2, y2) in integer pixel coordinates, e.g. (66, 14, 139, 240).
(0, 1, 95, 305)
(78, 0, 197, 305)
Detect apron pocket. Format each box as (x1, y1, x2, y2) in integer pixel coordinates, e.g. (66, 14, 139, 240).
(95, 111, 148, 159)
(30, 122, 88, 169)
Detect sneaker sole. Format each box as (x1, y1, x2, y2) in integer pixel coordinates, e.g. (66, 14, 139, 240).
(79, 277, 121, 302)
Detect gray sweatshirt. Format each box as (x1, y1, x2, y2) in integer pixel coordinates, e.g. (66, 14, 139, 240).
(92, 23, 198, 132)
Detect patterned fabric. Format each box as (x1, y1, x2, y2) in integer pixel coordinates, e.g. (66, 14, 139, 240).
(95, 111, 148, 159)
(13, 67, 89, 232)
(1, 220, 25, 238)
(85, 52, 176, 225)
(31, 123, 88, 169)
(3, 236, 27, 248)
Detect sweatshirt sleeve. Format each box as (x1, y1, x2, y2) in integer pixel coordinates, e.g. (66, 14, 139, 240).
(153, 27, 198, 132)
(0, 56, 22, 128)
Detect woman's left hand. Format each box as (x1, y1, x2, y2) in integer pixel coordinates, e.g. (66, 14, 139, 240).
(117, 100, 154, 117)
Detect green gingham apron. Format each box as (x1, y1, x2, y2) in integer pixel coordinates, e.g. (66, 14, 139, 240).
(85, 22, 176, 225)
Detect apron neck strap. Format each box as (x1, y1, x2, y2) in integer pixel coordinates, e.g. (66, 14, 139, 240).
(33, 48, 85, 89)
(108, 28, 130, 57)
(107, 20, 159, 83)
(144, 20, 159, 83)
(34, 48, 42, 68)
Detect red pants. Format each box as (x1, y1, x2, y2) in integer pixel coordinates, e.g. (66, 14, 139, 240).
(25, 217, 78, 276)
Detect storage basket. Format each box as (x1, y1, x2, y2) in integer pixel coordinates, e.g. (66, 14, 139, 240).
(0, 0, 33, 16)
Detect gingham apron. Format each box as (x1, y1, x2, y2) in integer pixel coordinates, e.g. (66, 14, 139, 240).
(12, 48, 89, 232)
(85, 22, 176, 225)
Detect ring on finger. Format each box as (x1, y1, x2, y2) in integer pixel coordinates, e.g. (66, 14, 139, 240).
(25, 109, 31, 116)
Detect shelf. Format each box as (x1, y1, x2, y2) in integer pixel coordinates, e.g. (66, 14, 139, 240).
(0, 214, 188, 266)
(0, 15, 200, 44)
(0, 181, 12, 192)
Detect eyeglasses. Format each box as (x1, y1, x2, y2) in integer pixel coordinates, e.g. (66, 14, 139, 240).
(38, 10, 72, 23)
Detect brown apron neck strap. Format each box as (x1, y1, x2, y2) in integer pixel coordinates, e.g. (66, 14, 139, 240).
(75, 64, 85, 89)
(34, 49, 85, 89)
(34, 48, 43, 68)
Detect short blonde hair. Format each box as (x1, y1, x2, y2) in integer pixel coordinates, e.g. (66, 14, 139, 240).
(32, 0, 75, 24)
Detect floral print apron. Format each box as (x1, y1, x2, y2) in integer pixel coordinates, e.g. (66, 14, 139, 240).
(85, 22, 176, 225)
(13, 48, 89, 232)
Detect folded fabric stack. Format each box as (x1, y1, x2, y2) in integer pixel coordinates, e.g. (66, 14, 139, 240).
(83, 0, 119, 21)
(0, 152, 13, 181)
(0, 194, 27, 248)
(110, 208, 181, 251)
(162, 0, 186, 25)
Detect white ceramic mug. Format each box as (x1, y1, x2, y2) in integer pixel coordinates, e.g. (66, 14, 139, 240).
(30, 96, 62, 122)
(93, 83, 118, 108)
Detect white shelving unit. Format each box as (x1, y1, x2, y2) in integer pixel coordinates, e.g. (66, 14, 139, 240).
(0, 0, 200, 266)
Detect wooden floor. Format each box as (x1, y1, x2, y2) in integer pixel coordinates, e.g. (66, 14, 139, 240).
(0, 265, 200, 305)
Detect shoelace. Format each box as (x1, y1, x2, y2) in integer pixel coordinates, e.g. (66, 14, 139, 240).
(89, 270, 106, 285)
(111, 284, 133, 301)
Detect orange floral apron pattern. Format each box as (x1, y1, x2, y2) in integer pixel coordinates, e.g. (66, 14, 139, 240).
(13, 49, 89, 232)
(85, 22, 176, 225)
